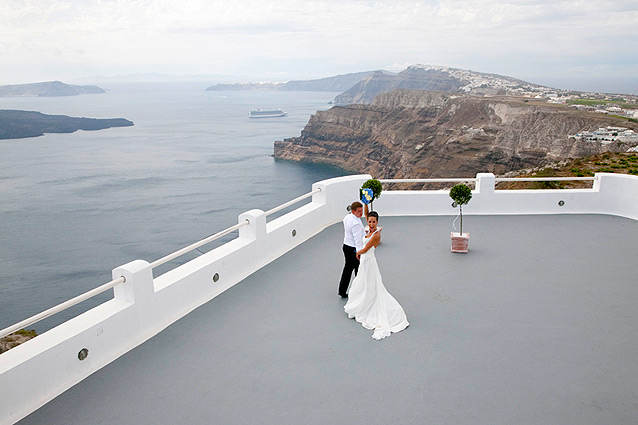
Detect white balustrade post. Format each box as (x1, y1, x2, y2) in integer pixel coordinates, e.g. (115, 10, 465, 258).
(112, 260, 154, 304)
(239, 209, 266, 240)
(476, 173, 496, 194)
(312, 182, 327, 205)
(592, 173, 603, 192)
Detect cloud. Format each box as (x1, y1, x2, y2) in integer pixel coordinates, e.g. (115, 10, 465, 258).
(0, 0, 637, 89)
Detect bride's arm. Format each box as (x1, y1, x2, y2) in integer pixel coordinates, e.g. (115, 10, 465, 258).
(356, 231, 380, 256)
(364, 203, 369, 221)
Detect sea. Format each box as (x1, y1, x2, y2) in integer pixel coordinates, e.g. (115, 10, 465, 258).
(0, 83, 351, 332)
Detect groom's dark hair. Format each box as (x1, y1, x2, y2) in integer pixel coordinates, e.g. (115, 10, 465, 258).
(350, 201, 363, 211)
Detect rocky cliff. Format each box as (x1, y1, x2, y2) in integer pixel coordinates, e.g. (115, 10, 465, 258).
(274, 90, 638, 178)
(0, 329, 36, 353)
(332, 65, 552, 104)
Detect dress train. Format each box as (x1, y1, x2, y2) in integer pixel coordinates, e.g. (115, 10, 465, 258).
(344, 234, 408, 340)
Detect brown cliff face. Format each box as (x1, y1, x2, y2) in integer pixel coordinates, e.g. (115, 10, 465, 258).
(274, 90, 638, 178)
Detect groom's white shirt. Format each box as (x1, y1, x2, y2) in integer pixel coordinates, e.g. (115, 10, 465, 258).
(343, 213, 365, 252)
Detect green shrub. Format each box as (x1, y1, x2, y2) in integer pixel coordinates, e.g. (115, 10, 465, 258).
(449, 183, 472, 235)
(450, 183, 472, 206)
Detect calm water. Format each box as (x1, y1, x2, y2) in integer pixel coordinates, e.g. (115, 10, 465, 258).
(0, 83, 350, 331)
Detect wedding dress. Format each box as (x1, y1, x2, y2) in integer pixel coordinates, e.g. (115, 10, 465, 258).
(344, 230, 409, 340)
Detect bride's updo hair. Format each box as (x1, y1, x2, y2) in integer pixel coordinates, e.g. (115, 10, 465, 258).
(368, 211, 379, 220)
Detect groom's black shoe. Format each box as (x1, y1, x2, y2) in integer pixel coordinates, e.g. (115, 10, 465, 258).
(339, 293, 348, 298)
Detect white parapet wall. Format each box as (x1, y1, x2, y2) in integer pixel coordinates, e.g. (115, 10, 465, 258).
(377, 173, 638, 220)
(0, 173, 371, 425)
(1, 172, 638, 424)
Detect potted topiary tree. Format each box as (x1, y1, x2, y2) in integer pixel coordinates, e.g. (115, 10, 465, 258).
(449, 183, 472, 253)
(361, 178, 382, 210)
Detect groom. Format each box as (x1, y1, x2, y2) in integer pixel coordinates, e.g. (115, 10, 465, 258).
(338, 201, 365, 298)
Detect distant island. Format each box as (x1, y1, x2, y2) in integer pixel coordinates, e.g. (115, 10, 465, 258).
(0, 110, 134, 140)
(0, 81, 105, 97)
(206, 71, 383, 94)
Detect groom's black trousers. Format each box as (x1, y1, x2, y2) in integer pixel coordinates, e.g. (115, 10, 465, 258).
(339, 244, 359, 296)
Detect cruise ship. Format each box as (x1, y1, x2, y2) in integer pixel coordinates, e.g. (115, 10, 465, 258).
(249, 109, 287, 118)
(1, 173, 637, 425)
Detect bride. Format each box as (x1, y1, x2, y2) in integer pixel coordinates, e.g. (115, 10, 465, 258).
(344, 204, 409, 340)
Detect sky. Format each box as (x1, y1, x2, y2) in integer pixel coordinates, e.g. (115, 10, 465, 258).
(1, 0, 638, 93)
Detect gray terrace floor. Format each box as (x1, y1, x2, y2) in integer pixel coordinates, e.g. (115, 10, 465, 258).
(18, 215, 638, 425)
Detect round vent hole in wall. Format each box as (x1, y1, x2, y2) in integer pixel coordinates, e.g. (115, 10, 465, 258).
(212, 273, 220, 283)
(78, 348, 89, 361)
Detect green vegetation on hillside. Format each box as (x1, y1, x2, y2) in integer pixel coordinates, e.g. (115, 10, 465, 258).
(567, 99, 638, 109)
(609, 115, 638, 123)
(497, 152, 638, 189)
(0, 328, 38, 353)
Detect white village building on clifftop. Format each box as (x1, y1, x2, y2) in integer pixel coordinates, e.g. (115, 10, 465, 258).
(569, 126, 638, 145)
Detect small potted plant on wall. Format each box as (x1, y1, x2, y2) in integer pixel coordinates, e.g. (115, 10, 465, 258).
(449, 183, 472, 253)
(361, 178, 382, 210)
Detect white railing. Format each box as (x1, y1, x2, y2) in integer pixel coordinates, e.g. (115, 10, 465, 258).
(0, 277, 126, 340)
(379, 178, 477, 183)
(0, 188, 322, 342)
(265, 187, 321, 216)
(494, 177, 596, 182)
(0, 221, 251, 341)
(150, 220, 250, 269)
(379, 176, 597, 186)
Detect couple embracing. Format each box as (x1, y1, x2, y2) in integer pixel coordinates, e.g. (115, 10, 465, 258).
(339, 201, 409, 340)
